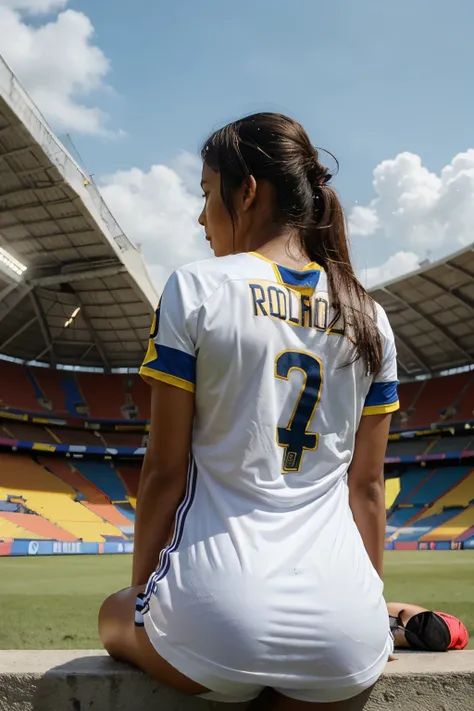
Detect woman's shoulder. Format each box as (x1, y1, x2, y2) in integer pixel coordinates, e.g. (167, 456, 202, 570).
(170, 253, 253, 291)
(372, 300, 395, 341)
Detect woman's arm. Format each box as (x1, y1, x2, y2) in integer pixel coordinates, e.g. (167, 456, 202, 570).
(131, 380, 195, 587)
(348, 412, 392, 578)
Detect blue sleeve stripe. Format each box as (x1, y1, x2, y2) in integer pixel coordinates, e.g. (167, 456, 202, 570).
(144, 344, 196, 384)
(364, 380, 398, 407)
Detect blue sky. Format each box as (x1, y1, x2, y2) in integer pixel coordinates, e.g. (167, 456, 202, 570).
(1, 0, 474, 290)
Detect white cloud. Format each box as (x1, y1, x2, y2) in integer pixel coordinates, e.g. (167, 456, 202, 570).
(349, 150, 474, 256)
(0, 1, 116, 135)
(359, 251, 421, 290)
(0, 0, 67, 13)
(99, 153, 211, 295)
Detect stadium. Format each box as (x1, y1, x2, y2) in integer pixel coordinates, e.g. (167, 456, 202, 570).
(0, 51, 473, 662)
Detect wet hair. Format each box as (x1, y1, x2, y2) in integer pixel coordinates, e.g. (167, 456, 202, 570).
(201, 112, 382, 375)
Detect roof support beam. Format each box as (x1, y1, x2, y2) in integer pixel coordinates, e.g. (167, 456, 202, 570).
(29, 290, 56, 367)
(80, 344, 95, 361)
(71, 289, 110, 371)
(416, 273, 474, 318)
(0, 282, 18, 303)
(0, 199, 72, 215)
(0, 285, 33, 326)
(445, 262, 474, 281)
(0, 315, 37, 351)
(0, 146, 35, 159)
(55, 339, 95, 347)
(384, 287, 473, 362)
(392, 331, 432, 374)
(31, 264, 126, 287)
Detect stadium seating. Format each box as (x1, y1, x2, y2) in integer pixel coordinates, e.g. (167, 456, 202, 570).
(402, 467, 469, 506)
(420, 507, 474, 542)
(0, 421, 57, 444)
(129, 376, 150, 420)
(41, 458, 133, 529)
(78, 373, 127, 419)
(386, 438, 434, 458)
(385, 477, 400, 510)
(392, 508, 465, 542)
(101, 431, 145, 448)
(33, 368, 68, 413)
(73, 461, 128, 503)
(0, 454, 125, 542)
(0, 361, 39, 412)
(116, 465, 141, 500)
(0, 512, 75, 541)
(398, 372, 474, 428)
(3, 359, 473, 428)
(2, 356, 474, 553)
(387, 466, 474, 543)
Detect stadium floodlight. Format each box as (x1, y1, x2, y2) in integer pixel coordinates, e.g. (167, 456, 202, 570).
(0, 247, 27, 282)
(64, 306, 81, 328)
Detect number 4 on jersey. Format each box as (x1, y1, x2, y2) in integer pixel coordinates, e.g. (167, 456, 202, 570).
(275, 350, 323, 473)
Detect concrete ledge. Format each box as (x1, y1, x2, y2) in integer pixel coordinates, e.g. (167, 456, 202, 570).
(1, 650, 474, 711)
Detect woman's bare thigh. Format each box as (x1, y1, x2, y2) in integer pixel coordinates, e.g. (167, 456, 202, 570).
(98, 585, 209, 696)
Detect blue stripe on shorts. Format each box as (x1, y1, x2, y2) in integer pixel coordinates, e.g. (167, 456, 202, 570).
(135, 593, 145, 627)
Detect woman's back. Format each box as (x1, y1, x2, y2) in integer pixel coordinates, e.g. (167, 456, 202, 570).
(140, 249, 397, 690)
(101, 112, 400, 706)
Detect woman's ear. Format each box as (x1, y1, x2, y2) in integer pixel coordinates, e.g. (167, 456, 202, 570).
(241, 175, 257, 211)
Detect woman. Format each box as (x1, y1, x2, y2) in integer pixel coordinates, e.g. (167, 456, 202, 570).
(388, 602, 469, 652)
(99, 113, 399, 710)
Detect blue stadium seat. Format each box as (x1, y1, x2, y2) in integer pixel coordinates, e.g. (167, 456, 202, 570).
(386, 505, 423, 537)
(74, 462, 128, 503)
(393, 508, 465, 541)
(392, 469, 428, 506)
(404, 467, 471, 505)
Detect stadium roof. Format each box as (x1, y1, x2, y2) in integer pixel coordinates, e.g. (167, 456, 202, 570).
(369, 244, 474, 377)
(0, 56, 157, 370)
(1, 56, 474, 377)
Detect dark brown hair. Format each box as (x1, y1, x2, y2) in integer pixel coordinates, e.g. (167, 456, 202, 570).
(201, 112, 382, 375)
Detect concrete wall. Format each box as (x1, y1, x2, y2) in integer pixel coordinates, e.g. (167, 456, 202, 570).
(1, 650, 473, 711)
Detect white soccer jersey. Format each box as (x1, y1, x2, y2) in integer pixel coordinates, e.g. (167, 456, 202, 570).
(139, 252, 399, 701)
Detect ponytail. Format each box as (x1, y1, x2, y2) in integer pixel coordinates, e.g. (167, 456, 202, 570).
(202, 112, 384, 375)
(302, 182, 383, 375)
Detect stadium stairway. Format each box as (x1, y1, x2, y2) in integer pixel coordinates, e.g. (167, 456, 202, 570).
(33, 367, 68, 413)
(116, 465, 140, 500)
(1, 650, 473, 711)
(73, 461, 129, 503)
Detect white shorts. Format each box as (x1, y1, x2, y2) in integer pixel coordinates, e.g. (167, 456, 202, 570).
(135, 594, 393, 704)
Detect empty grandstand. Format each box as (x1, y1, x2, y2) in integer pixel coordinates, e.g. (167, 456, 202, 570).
(1, 54, 474, 556)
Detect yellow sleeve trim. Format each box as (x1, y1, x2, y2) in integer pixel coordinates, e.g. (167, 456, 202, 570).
(362, 400, 400, 416)
(139, 366, 195, 393)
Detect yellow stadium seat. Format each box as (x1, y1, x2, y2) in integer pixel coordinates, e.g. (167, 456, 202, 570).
(0, 454, 125, 542)
(0, 515, 46, 540)
(417, 471, 474, 520)
(385, 478, 400, 510)
(419, 506, 474, 542)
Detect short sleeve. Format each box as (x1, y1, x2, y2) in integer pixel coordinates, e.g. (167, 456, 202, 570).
(362, 320, 399, 416)
(139, 269, 200, 393)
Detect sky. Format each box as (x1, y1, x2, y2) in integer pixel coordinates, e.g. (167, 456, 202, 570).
(1, 0, 474, 293)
